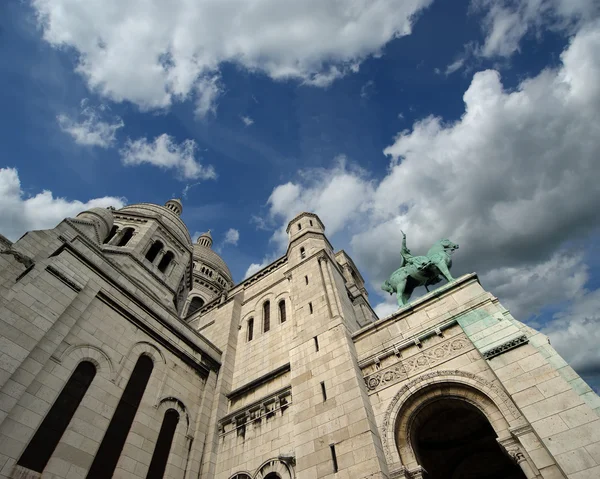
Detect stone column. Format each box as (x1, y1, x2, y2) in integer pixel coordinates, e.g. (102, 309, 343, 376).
(498, 438, 539, 479)
(408, 465, 427, 479)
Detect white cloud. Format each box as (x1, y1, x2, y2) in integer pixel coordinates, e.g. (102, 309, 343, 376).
(0, 167, 125, 241)
(120, 134, 216, 180)
(57, 99, 123, 147)
(240, 116, 254, 127)
(223, 228, 240, 246)
(256, 20, 600, 352)
(31, 0, 433, 111)
(544, 288, 600, 375)
(195, 75, 223, 118)
(473, 0, 598, 58)
(443, 57, 466, 75)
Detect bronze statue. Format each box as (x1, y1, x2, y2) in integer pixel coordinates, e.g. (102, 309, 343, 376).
(382, 231, 459, 307)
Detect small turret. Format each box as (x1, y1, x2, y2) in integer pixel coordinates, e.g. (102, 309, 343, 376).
(164, 198, 183, 216)
(197, 230, 213, 248)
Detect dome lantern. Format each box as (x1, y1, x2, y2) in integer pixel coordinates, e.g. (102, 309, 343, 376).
(164, 199, 183, 216)
(197, 230, 213, 249)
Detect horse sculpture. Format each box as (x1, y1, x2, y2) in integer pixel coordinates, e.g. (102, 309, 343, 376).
(382, 232, 459, 308)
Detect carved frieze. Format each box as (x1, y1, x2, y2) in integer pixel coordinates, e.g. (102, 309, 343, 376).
(363, 336, 471, 393)
(483, 335, 528, 359)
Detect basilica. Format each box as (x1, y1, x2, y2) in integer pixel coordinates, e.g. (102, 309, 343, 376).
(0, 198, 599, 479)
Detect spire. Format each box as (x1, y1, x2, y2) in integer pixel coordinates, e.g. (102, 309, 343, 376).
(197, 230, 213, 248)
(164, 198, 183, 216)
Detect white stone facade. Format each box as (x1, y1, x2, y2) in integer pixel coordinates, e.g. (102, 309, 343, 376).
(0, 203, 599, 478)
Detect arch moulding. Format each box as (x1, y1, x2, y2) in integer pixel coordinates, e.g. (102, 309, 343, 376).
(381, 369, 527, 469)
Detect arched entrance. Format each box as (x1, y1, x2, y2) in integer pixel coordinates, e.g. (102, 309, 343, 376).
(410, 398, 526, 479)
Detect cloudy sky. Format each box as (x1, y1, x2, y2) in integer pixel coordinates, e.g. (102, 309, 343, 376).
(2, 0, 600, 388)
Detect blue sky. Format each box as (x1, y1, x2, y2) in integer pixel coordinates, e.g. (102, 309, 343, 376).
(1, 0, 600, 388)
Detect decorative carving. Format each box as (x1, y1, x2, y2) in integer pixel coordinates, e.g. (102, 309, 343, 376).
(363, 337, 470, 393)
(382, 231, 459, 307)
(381, 370, 522, 464)
(483, 335, 528, 359)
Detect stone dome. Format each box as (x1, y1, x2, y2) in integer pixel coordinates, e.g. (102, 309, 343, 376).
(193, 232, 232, 283)
(117, 200, 192, 246)
(76, 207, 114, 242)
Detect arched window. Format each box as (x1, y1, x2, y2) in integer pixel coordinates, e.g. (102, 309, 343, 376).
(87, 355, 153, 479)
(116, 227, 135, 247)
(18, 361, 96, 473)
(231, 474, 252, 479)
(300, 247, 306, 259)
(104, 225, 119, 244)
(297, 223, 301, 231)
(146, 408, 180, 479)
(145, 241, 164, 263)
(247, 318, 254, 342)
(263, 301, 270, 332)
(279, 300, 286, 323)
(158, 251, 174, 273)
(187, 296, 205, 315)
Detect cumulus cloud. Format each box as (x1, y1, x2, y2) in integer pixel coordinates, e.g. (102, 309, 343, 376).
(544, 288, 600, 375)
(57, 99, 123, 147)
(473, 0, 598, 58)
(0, 167, 125, 241)
(254, 20, 600, 373)
(223, 228, 240, 246)
(120, 134, 216, 180)
(31, 0, 433, 112)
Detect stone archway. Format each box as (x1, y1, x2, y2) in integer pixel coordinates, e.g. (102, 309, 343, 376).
(409, 397, 526, 479)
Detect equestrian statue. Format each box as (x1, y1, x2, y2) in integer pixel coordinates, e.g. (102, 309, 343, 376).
(381, 231, 459, 308)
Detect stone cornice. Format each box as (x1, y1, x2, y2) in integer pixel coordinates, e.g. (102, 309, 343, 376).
(227, 363, 291, 400)
(352, 273, 481, 341)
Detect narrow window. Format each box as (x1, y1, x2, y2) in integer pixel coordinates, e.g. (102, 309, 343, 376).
(310, 220, 314, 226)
(158, 251, 174, 273)
(305, 275, 309, 285)
(87, 355, 153, 479)
(309, 302, 313, 314)
(104, 225, 119, 244)
(330, 444, 338, 473)
(247, 318, 254, 342)
(146, 408, 179, 479)
(187, 296, 205, 315)
(116, 227, 134, 247)
(263, 301, 270, 332)
(314, 336, 319, 352)
(145, 241, 163, 263)
(297, 223, 301, 231)
(279, 300, 286, 323)
(18, 361, 96, 473)
(320, 381, 327, 401)
(300, 247, 306, 259)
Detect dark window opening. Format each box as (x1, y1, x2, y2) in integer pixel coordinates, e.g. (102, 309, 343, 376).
(247, 318, 254, 342)
(145, 241, 163, 263)
(146, 408, 179, 479)
(158, 251, 174, 273)
(300, 247, 306, 259)
(104, 225, 119, 244)
(309, 302, 313, 314)
(18, 361, 96, 473)
(187, 296, 205, 315)
(86, 354, 153, 479)
(330, 444, 338, 473)
(280, 397, 289, 414)
(117, 227, 134, 247)
(310, 220, 314, 226)
(279, 300, 286, 323)
(297, 223, 301, 231)
(305, 275, 309, 285)
(232, 475, 252, 479)
(314, 336, 320, 352)
(320, 381, 327, 401)
(263, 301, 270, 332)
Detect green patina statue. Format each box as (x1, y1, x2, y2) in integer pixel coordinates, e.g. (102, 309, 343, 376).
(382, 231, 459, 308)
